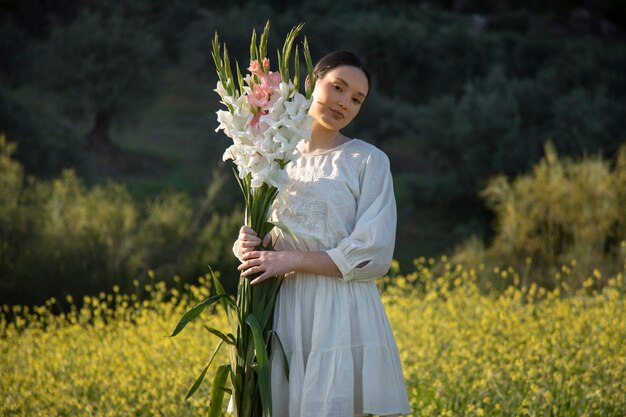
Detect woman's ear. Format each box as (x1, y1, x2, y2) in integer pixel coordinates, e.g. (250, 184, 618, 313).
(305, 74, 317, 96)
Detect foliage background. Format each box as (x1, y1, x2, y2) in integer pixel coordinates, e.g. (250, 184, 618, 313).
(2, 2, 626, 416)
(1, 0, 625, 305)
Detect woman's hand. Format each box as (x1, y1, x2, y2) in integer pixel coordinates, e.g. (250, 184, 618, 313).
(238, 250, 298, 285)
(235, 226, 270, 259)
(236, 225, 343, 284)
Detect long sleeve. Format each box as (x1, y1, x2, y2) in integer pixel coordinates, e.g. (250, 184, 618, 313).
(325, 149, 397, 282)
(232, 239, 242, 261)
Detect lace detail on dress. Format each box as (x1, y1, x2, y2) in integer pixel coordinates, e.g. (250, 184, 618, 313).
(273, 154, 358, 250)
(277, 161, 321, 224)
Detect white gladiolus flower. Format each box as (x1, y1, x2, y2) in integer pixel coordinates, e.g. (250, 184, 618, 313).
(214, 79, 312, 190)
(207, 29, 317, 417)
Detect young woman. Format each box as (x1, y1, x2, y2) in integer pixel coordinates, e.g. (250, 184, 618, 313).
(234, 51, 411, 417)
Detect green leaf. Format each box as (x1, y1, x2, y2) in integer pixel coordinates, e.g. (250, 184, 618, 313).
(257, 364, 272, 417)
(235, 60, 245, 97)
(211, 266, 227, 296)
(280, 23, 304, 83)
(185, 339, 225, 400)
(208, 364, 231, 417)
(275, 49, 281, 79)
(204, 325, 236, 345)
(245, 314, 272, 416)
(303, 36, 314, 98)
(294, 44, 300, 92)
(208, 266, 237, 310)
(258, 278, 282, 328)
(269, 220, 300, 245)
(231, 167, 248, 207)
(212, 268, 237, 333)
(211, 32, 224, 84)
(269, 330, 290, 382)
(250, 278, 271, 325)
(224, 45, 236, 95)
(186, 362, 210, 401)
(259, 20, 270, 62)
(169, 294, 233, 337)
(249, 28, 257, 63)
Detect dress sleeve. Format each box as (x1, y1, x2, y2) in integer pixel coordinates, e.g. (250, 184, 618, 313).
(325, 149, 397, 282)
(232, 239, 242, 261)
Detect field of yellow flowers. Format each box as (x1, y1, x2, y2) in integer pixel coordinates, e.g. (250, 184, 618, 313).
(1, 260, 625, 417)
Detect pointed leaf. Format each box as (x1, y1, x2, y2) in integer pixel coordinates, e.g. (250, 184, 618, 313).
(303, 36, 315, 97)
(269, 330, 290, 382)
(169, 294, 233, 337)
(259, 278, 282, 327)
(212, 268, 238, 333)
(257, 363, 272, 417)
(276, 49, 282, 77)
(204, 325, 236, 345)
(210, 266, 237, 309)
(223, 45, 235, 95)
(208, 365, 231, 417)
(259, 20, 270, 62)
(186, 362, 210, 401)
(235, 60, 245, 96)
(245, 314, 272, 416)
(280, 23, 304, 82)
(246, 314, 269, 368)
(250, 28, 257, 63)
(231, 167, 248, 206)
(211, 32, 224, 84)
(185, 339, 225, 400)
(294, 44, 300, 92)
(268, 220, 300, 245)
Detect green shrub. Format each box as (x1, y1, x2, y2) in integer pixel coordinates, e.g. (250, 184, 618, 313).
(0, 137, 241, 305)
(476, 141, 626, 289)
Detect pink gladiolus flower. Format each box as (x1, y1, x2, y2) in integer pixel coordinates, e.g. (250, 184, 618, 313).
(262, 71, 282, 90)
(250, 111, 262, 127)
(263, 57, 270, 70)
(248, 60, 263, 76)
(250, 110, 269, 133)
(247, 84, 273, 108)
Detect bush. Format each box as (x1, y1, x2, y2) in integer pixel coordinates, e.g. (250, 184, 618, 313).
(476, 140, 626, 289)
(0, 137, 242, 305)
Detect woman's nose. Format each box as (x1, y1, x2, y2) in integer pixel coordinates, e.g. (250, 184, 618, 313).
(337, 100, 347, 110)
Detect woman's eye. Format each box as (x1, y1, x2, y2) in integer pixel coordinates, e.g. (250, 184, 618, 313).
(333, 84, 342, 92)
(352, 98, 361, 104)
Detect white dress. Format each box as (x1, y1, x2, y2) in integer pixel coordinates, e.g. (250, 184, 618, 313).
(269, 138, 411, 417)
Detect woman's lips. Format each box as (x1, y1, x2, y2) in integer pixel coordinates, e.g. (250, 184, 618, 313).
(330, 108, 344, 120)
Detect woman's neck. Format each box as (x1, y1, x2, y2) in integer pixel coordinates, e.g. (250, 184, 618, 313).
(300, 123, 346, 154)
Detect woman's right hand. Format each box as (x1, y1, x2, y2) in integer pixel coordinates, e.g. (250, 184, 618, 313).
(235, 226, 270, 259)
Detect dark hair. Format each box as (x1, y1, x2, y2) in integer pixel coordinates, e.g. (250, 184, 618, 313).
(313, 50, 371, 93)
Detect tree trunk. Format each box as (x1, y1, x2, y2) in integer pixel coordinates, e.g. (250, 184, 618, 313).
(83, 109, 161, 174)
(85, 109, 132, 172)
(87, 110, 128, 172)
(87, 110, 114, 152)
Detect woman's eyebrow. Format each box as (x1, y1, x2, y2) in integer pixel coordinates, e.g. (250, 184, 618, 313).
(334, 77, 366, 98)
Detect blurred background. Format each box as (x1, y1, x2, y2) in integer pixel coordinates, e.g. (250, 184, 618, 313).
(1, 0, 625, 306)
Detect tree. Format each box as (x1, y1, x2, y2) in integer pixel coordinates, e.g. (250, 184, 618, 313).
(39, 7, 163, 161)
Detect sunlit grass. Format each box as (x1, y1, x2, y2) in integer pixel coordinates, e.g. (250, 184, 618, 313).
(2, 261, 625, 416)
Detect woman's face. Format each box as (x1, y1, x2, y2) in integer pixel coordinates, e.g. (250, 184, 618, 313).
(309, 65, 369, 132)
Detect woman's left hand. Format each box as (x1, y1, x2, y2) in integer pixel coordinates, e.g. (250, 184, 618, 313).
(238, 250, 298, 285)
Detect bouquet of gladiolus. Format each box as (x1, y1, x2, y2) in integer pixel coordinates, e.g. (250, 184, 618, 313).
(170, 22, 315, 417)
